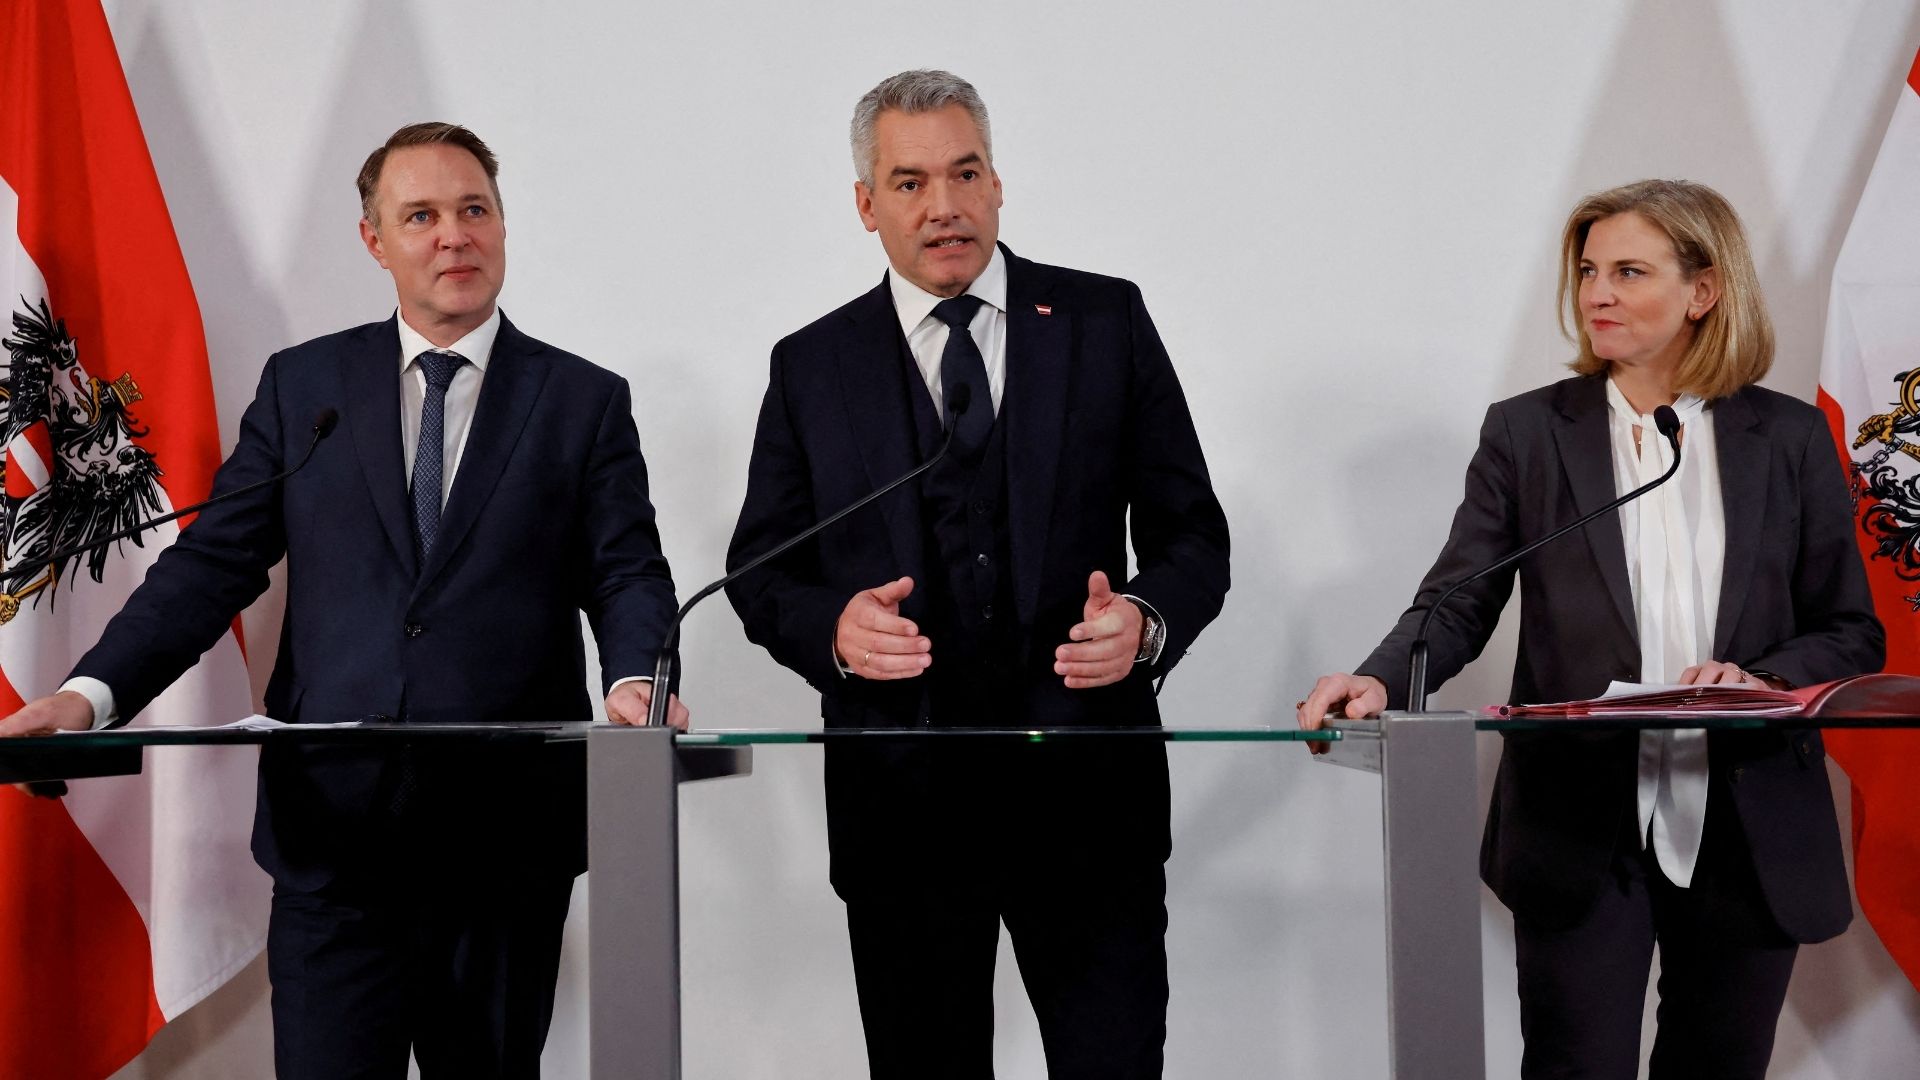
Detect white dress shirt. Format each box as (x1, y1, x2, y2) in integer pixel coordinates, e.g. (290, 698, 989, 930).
(889, 244, 1009, 419)
(396, 307, 498, 503)
(1606, 377, 1724, 888)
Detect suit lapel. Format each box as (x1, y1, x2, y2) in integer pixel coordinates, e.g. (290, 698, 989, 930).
(1712, 390, 1766, 657)
(1550, 376, 1638, 641)
(343, 317, 417, 577)
(1000, 249, 1070, 624)
(414, 313, 550, 595)
(836, 278, 926, 588)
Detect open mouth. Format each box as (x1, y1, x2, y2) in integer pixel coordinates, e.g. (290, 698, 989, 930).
(926, 237, 971, 250)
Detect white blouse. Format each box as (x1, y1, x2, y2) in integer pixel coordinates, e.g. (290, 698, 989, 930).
(1605, 378, 1724, 888)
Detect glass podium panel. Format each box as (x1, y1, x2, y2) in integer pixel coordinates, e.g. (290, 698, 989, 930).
(6, 715, 1913, 1078)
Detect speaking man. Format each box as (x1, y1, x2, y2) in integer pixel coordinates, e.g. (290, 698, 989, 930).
(0, 122, 683, 1079)
(726, 71, 1230, 1079)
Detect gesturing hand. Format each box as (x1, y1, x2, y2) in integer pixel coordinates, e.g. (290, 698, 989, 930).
(1055, 571, 1143, 689)
(836, 577, 932, 680)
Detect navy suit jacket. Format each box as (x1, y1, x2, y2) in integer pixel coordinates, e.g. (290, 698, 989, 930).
(73, 313, 676, 888)
(1357, 374, 1883, 941)
(726, 247, 1230, 897)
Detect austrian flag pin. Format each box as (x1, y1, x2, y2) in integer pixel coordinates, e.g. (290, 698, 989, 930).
(1034, 304, 1052, 316)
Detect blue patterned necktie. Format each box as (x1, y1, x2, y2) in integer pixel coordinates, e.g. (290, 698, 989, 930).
(931, 295, 992, 459)
(409, 350, 466, 562)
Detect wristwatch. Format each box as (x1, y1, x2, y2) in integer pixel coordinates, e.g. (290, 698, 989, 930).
(1134, 608, 1165, 664)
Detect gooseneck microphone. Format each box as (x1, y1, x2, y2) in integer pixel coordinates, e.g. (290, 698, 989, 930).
(643, 385, 973, 727)
(1, 408, 340, 590)
(1404, 404, 1681, 712)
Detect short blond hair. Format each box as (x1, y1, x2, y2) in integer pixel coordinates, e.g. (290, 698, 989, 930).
(1556, 179, 1772, 398)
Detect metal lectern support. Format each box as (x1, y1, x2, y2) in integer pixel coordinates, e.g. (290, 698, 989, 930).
(587, 726, 751, 1079)
(1321, 712, 1485, 1079)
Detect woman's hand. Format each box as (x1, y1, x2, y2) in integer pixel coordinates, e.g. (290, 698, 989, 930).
(1296, 673, 1388, 755)
(1677, 660, 1772, 688)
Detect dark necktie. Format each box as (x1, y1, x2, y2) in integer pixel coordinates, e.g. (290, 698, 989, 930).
(409, 350, 466, 561)
(931, 295, 992, 459)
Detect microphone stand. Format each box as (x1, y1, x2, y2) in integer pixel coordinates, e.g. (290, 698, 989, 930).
(1405, 405, 1682, 712)
(643, 389, 970, 727)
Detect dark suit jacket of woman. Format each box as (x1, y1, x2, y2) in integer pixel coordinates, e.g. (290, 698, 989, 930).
(1356, 373, 1883, 942)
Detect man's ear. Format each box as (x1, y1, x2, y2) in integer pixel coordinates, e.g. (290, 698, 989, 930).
(854, 181, 879, 234)
(359, 218, 390, 269)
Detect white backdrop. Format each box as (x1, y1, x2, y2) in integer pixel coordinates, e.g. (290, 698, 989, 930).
(92, 0, 1920, 1076)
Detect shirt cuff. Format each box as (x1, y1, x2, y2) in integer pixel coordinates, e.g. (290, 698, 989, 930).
(833, 637, 852, 678)
(607, 675, 654, 696)
(1122, 594, 1167, 665)
(58, 676, 118, 730)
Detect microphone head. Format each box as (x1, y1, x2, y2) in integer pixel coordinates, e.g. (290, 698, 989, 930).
(1653, 405, 1682, 442)
(312, 408, 340, 439)
(946, 383, 973, 418)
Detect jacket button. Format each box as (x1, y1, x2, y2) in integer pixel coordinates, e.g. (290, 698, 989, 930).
(976, 553, 991, 567)
(971, 500, 990, 515)
(981, 605, 994, 620)
(1731, 766, 1744, 784)
(404, 623, 425, 638)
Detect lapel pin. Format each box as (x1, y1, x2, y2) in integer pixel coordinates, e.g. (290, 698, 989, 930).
(1034, 304, 1052, 316)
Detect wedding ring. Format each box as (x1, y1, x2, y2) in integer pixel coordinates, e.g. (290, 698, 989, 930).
(863, 650, 872, 667)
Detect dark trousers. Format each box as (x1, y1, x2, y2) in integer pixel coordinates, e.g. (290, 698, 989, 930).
(1512, 793, 1799, 1079)
(266, 867, 576, 1080)
(845, 869, 1168, 1080)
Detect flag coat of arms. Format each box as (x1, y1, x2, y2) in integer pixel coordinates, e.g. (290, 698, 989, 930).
(0, 1, 266, 1076)
(1816, 44, 1920, 998)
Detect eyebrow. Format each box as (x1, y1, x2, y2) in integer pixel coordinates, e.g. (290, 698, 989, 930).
(395, 194, 494, 212)
(886, 153, 986, 181)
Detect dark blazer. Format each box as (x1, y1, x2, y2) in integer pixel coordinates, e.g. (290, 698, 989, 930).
(72, 313, 676, 889)
(1357, 373, 1882, 942)
(725, 246, 1230, 896)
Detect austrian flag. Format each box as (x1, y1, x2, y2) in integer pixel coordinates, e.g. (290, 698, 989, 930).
(1816, 44, 1920, 998)
(0, 1, 266, 1077)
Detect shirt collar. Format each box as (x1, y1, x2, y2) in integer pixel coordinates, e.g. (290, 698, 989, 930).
(887, 244, 1008, 340)
(396, 306, 502, 373)
(1605, 376, 1706, 427)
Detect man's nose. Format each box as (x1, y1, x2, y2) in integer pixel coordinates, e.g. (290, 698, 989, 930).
(436, 218, 472, 249)
(925, 180, 959, 222)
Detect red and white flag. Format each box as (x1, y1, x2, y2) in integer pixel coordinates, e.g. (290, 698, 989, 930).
(1816, 45, 1920, 997)
(0, 2, 265, 1076)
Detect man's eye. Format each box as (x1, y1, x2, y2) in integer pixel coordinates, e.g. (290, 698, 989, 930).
(899, 180, 919, 192)
(463, 205, 487, 218)
(959, 170, 978, 181)
(409, 210, 431, 224)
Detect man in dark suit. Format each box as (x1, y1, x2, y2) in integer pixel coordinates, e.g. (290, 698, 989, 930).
(0, 122, 684, 1079)
(726, 71, 1229, 1079)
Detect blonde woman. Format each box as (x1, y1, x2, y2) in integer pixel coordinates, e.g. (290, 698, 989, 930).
(1300, 180, 1882, 1078)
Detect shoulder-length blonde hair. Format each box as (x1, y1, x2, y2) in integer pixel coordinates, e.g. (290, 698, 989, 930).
(1557, 179, 1773, 398)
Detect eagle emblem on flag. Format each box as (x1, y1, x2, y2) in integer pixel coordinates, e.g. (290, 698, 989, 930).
(0, 296, 162, 624)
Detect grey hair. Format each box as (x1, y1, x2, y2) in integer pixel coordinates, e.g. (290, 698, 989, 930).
(850, 69, 992, 188)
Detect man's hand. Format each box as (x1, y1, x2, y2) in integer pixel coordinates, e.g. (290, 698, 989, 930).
(605, 680, 689, 731)
(1055, 571, 1143, 690)
(836, 577, 932, 680)
(1296, 673, 1388, 756)
(0, 691, 95, 737)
